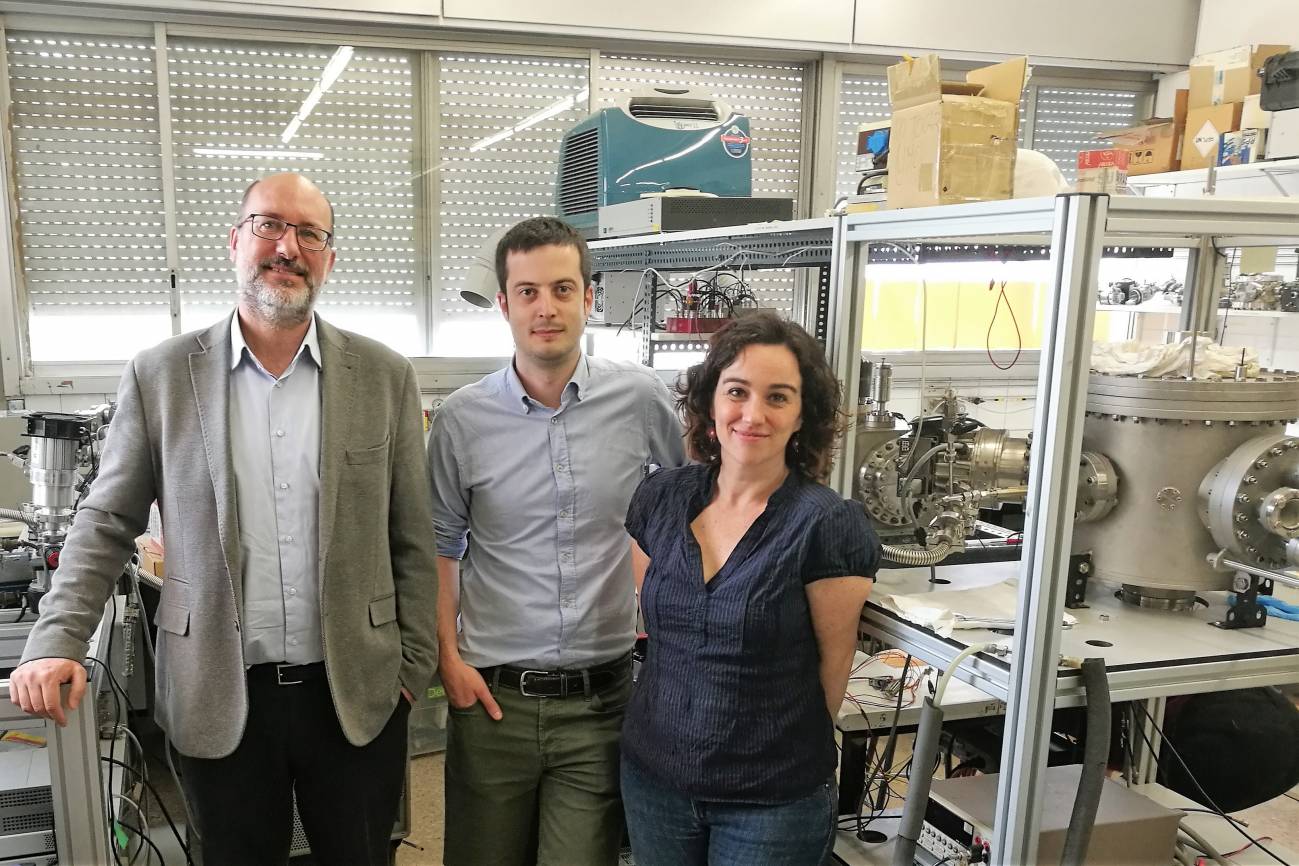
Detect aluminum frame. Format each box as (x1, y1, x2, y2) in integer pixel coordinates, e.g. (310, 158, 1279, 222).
(835, 193, 1299, 866)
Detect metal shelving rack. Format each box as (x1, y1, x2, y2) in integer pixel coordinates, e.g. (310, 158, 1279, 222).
(832, 194, 1299, 866)
(587, 218, 839, 365)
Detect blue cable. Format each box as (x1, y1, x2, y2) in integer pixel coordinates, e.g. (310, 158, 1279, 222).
(1228, 593, 1299, 621)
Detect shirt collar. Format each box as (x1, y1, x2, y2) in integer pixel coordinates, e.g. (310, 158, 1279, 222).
(502, 354, 589, 414)
(230, 312, 321, 374)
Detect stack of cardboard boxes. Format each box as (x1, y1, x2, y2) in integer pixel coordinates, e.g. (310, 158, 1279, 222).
(1184, 43, 1288, 168)
(1098, 43, 1291, 176)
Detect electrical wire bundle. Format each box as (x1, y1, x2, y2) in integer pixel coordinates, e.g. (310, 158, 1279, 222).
(89, 567, 196, 865)
(611, 241, 830, 336)
(843, 650, 928, 712)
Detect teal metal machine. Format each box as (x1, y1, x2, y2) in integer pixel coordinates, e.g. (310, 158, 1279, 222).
(555, 88, 753, 235)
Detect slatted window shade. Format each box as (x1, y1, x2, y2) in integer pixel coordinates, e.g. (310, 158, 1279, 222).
(435, 53, 589, 356)
(835, 72, 890, 200)
(598, 53, 805, 314)
(6, 32, 173, 361)
(1029, 87, 1144, 182)
(167, 38, 421, 354)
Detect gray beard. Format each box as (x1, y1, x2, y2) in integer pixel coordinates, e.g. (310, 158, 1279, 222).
(237, 264, 318, 328)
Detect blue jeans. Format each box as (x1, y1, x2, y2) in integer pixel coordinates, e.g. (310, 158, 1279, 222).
(621, 757, 837, 866)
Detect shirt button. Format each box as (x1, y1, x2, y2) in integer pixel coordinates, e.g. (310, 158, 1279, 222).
(281, 534, 293, 543)
(550, 417, 559, 425)
(555, 463, 565, 472)
(287, 586, 297, 596)
(275, 429, 286, 438)
(562, 551, 572, 561)
(279, 482, 290, 490)
(559, 509, 569, 518)
(289, 636, 298, 646)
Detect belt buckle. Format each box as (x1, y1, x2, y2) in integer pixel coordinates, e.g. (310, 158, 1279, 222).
(276, 663, 304, 686)
(517, 670, 550, 697)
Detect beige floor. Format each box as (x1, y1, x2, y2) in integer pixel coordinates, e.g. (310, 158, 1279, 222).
(398, 750, 1299, 866)
(398, 753, 446, 865)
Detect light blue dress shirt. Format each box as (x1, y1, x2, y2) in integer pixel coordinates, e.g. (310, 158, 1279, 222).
(229, 313, 323, 666)
(428, 355, 686, 670)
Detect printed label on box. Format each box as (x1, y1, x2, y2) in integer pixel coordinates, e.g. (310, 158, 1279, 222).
(1193, 120, 1220, 158)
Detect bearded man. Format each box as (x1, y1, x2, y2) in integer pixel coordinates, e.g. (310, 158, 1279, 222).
(9, 172, 438, 866)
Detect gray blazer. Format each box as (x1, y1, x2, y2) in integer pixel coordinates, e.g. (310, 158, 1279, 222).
(20, 315, 439, 759)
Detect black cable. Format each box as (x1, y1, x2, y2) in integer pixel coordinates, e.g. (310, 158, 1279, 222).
(106, 594, 125, 866)
(102, 756, 193, 865)
(858, 654, 912, 832)
(1131, 703, 1290, 866)
(115, 818, 164, 866)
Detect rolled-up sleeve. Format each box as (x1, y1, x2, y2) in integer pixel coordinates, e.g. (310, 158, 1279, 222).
(427, 404, 471, 559)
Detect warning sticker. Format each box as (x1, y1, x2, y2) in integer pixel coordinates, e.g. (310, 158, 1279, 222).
(1193, 120, 1219, 158)
(720, 125, 751, 159)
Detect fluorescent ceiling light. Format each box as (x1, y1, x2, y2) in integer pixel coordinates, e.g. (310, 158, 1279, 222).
(280, 45, 354, 145)
(469, 86, 589, 153)
(319, 46, 354, 92)
(194, 148, 325, 160)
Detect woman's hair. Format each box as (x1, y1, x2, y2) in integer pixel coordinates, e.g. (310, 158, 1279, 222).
(677, 312, 845, 482)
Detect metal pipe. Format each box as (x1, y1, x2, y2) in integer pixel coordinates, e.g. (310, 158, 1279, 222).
(940, 486, 1029, 505)
(1206, 551, 1299, 590)
(890, 698, 945, 866)
(898, 443, 954, 527)
(0, 508, 27, 523)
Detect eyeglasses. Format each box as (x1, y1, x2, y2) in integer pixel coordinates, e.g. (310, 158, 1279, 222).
(238, 214, 334, 251)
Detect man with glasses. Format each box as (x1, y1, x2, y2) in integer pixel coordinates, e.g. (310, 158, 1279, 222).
(9, 172, 437, 866)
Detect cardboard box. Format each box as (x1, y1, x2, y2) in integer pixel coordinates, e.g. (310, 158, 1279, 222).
(1242, 94, 1273, 130)
(1189, 44, 1289, 109)
(1076, 148, 1129, 193)
(885, 54, 1027, 209)
(1097, 119, 1181, 175)
(1218, 128, 1267, 165)
(1267, 108, 1299, 159)
(1181, 102, 1244, 170)
(134, 537, 164, 579)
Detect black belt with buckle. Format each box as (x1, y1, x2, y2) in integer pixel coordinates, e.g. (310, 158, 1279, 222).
(482, 652, 630, 698)
(250, 662, 327, 686)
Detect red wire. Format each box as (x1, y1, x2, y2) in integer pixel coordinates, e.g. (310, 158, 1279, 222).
(987, 279, 1023, 371)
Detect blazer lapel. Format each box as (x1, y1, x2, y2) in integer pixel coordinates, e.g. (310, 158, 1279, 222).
(189, 317, 243, 611)
(316, 316, 358, 578)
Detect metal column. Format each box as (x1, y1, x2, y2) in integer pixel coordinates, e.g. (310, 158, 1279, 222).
(992, 194, 1108, 866)
(1181, 235, 1227, 337)
(827, 217, 864, 499)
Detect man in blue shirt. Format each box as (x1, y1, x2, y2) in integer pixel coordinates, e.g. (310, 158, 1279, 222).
(429, 217, 685, 865)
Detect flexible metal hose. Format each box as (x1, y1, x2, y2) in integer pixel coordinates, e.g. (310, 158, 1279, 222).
(0, 507, 27, 523)
(881, 541, 952, 566)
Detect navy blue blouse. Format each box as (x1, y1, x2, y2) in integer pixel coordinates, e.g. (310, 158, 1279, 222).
(623, 463, 880, 803)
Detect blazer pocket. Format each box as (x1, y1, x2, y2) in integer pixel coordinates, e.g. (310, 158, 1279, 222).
(155, 601, 191, 636)
(346, 441, 389, 465)
(369, 593, 398, 626)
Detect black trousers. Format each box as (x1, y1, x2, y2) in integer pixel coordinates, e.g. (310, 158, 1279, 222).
(178, 663, 410, 866)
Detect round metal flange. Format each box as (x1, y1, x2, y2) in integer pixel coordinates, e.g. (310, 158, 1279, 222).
(1258, 487, 1299, 540)
(1075, 451, 1118, 523)
(857, 438, 939, 529)
(1119, 584, 1198, 611)
(1086, 372, 1299, 422)
(1200, 433, 1299, 570)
